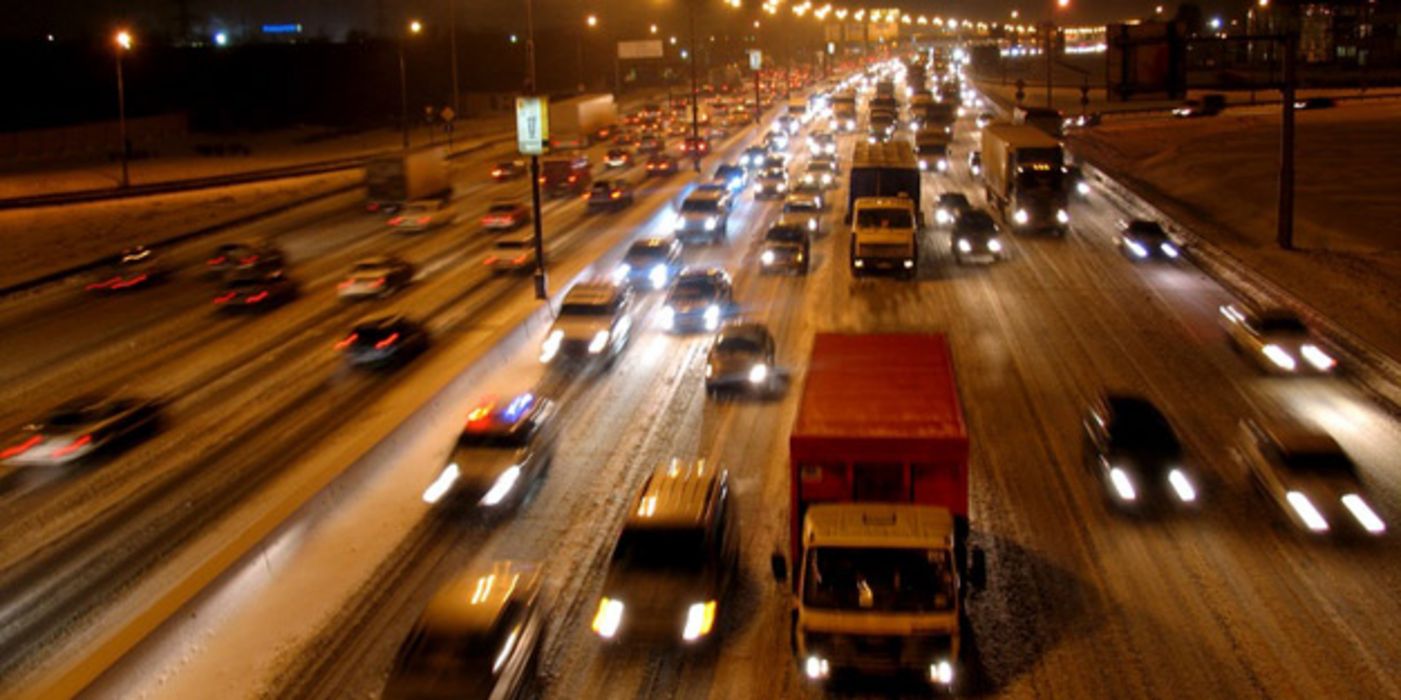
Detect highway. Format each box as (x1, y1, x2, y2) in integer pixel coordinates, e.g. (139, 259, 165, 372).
(6, 69, 1401, 700)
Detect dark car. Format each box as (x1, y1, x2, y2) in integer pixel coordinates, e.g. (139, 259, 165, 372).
(587, 179, 636, 212)
(739, 146, 767, 170)
(604, 148, 634, 169)
(1294, 97, 1336, 111)
(662, 268, 734, 333)
(1, 395, 162, 467)
(338, 256, 415, 300)
(705, 323, 778, 394)
(637, 135, 666, 154)
(490, 160, 526, 181)
(204, 242, 285, 280)
(645, 153, 679, 177)
(421, 392, 557, 514)
(337, 315, 430, 368)
(86, 246, 168, 292)
(758, 218, 813, 274)
(212, 273, 299, 311)
(712, 164, 747, 193)
(952, 211, 1005, 264)
(1118, 220, 1180, 261)
(1082, 393, 1199, 509)
(614, 237, 683, 291)
(384, 561, 546, 700)
(589, 460, 737, 645)
(682, 136, 710, 157)
(935, 192, 972, 226)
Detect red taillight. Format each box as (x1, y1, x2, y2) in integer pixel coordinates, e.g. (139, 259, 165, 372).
(87, 276, 120, 290)
(491, 169, 503, 177)
(1, 435, 42, 460)
(245, 291, 269, 304)
(111, 273, 148, 290)
(483, 256, 499, 265)
(214, 291, 236, 304)
(538, 177, 546, 184)
(207, 256, 226, 266)
(568, 175, 577, 182)
(240, 255, 259, 265)
(371, 277, 386, 288)
(334, 333, 358, 350)
(374, 332, 400, 349)
(367, 202, 382, 212)
(337, 279, 352, 289)
(387, 216, 404, 225)
(417, 216, 432, 225)
(512, 254, 529, 264)
(51, 434, 92, 458)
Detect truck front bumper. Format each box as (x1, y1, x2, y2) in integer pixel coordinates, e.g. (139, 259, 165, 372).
(798, 629, 957, 687)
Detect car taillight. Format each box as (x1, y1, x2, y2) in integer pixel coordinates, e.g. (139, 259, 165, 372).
(51, 434, 93, 458)
(387, 216, 404, 225)
(371, 277, 386, 288)
(483, 256, 499, 265)
(214, 291, 236, 304)
(335, 333, 358, 350)
(375, 332, 400, 349)
(367, 202, 381, 212)
(112, 273, 148, 289)
(246, 291, 269, 304)
(87, 277, 120, 291)
(512, 254, 529, 264)
(207, 256, 226, 266)
(491, 169, 503, 177)
(568, 175, 577, 182)
(0, 435, 42, 460)
(538, 177, 546, 184)
(240, 255, 259, 265)
(417, 216, 432, 225)
(337, 280, 352, 289)
(611, 191, 621, 199)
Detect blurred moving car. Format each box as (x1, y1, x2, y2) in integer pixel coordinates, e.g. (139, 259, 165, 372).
(615, 237, 683, 291)
(673, 188, 731, 245)
(86, 246, 167, 292)
(759, 218, 813, 275)
(681, 136, 711, 157)
(662, 268, 734, 333)
(1082, 393, 1198, 508)
(967, 150, 982, 177)
(739, 146, 767, 170)
(204, 242, 285, 280)
(1172, 94, 1225, 118)
(1, 396, 162, 467)
(645, 153, 679, 177)
(754, 167, 789, 200)
(337, 315, 430, 368)
(976, 112, 994, 129)
(637, 135, 666, 154)
(1219, 304, 1337, 375)
(587, 179, 636, 213)
(951, 211, 1005, 265)
(807, 132, 837, 156)
(781, 194, 826, 236)
(590, 459, 737, 644)
(484, 232, 537, 275)
(1117, 220, 1180, 261)
(712, 164, 747, 193)
(539, 281, 634, 369)
(1240, 418, 1385, 536)
(481, 201, 531, 231)
(338, 256, 415, 300)
(935, 192, 972, 226)
(421, 392, 558, 513)
(389, 200, 456, 232)
(490, 160, 526, 181)
(1294, 97, 1336, 111)
(800, 160, 839, 191)
(604, 148, 634, 169)
(212, 272, 298, 311)
(706, 323, 778, 394)
(384, 561, 546, 699)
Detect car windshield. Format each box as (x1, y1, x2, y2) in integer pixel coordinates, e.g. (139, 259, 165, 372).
(352, 325, 402, 343)
(671, 277, 718, 301)
(785, 201, 818, 213)
(488, 204, 517, 214)
(1109, 401, 1180, 453)
(458, 421, 531, 448)
(716, 333, 763, 353)
(939, 195, 969, 209)
(44, 405, 107, 426)
(856, 208, 913, 228)
(1016, 168, 1063, 190)
(387, 626, 498, 698)
(716, 166, 741, 177)
(1128, 222, 1165, 238)
(612, 527, 706, 572)
(681, 199, 719, 213)
(955, 216, 996, 234)
(353, 262, 388, 274)
(803, 546, 956, 613)
(1258, 315, 1307, 333)
(762, 169, 785, 180)
(625, 246, 667, 265)
(494, 240, 528, 250)
(766, 226, 805, 243)
(1281, 448, 1356, 474)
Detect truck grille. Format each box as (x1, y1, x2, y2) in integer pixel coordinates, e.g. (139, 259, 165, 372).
(813, 632, 953, 672)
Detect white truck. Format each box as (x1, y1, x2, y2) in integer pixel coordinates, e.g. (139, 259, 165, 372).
(548, 94, 618, 149)
(982, 123, 1070, 235)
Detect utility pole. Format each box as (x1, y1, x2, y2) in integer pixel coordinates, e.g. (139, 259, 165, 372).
(114, 32, 132, 188)
(449, 0, 460, 115)
(688, 0, 702, 173)
(1277, 32, 1297, 250)
(525, 0, 547, 299)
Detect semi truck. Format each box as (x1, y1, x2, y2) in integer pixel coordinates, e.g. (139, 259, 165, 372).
(548, 94, 618, 150)
(846, 140, 921, 224)
(365, 147, 450, 213)
(982, 123, 1070, 235)
(773, 333, 984, 691)
(1012, 106, 1064, 139)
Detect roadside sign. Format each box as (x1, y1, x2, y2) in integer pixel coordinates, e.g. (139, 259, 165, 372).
(516, 96, 548, 155)
(618, 40, 664, 60)
(440, 106, 456, 122)
(749, 49, 763, 71)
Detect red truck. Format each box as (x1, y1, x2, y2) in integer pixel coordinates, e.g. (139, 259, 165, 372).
(774, 333, 983, 690)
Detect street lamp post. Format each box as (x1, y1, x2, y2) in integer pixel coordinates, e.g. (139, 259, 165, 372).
(580, 14, 598, 92)
(114, 30, 133, 188)
(524, 0, 547, 300)
(1046, 0, 1069, 109)
(399, 20, 423, 150)
(688, 0, 702, 173)
(449, 1, 460, 115)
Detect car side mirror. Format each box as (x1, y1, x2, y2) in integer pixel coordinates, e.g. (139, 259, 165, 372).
(770, 552, 788, 583)
(969, 548, 987, 590)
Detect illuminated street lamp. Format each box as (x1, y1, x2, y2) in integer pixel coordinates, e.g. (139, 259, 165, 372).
(579, 14, 599, 92)
(399, 20, 423, 150)
(114, 30, 133, 188)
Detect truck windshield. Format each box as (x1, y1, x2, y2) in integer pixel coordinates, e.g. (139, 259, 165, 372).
(1016, 167, 1064, 191)
(856, 208, 914, 229)
(803, 547, 956, 613)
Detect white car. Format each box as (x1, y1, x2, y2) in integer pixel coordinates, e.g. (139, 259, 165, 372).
(539, 281, 634, 368)
(1240, 418, 1386, 536)
(781, 194, 826, 236)
(1219, 304, 1337, 375)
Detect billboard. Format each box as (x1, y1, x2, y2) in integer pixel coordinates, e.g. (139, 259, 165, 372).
(618, 40, 665, 60)
(1107, 22, 1187, 100)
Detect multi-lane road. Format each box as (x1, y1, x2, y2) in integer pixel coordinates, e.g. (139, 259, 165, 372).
(4, 72, 1400, 700)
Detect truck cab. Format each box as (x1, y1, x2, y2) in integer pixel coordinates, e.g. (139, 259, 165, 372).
(850, 197, 918, 278)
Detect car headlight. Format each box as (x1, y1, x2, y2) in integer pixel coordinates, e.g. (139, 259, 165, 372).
(854, 259, 865, 268)
(1126, 240, 1149, 258)
(705, 363, 714, 378)
(704, 305, 721, 330)
(591, 598, 625, 638)
(682, 600, 717, 641)
(1341, 494, 1386, 534)
(957, 239, 972, 253)
(588, 329, 610, 354)
(1013, 209, 1030, 225)
(1077, 181, 1091, 195)
(761, 250, 776, 265)
(1056, 209, 1070, 224)
(421, 462, 460, 504)
(937, 159, 948, 172)
(704, 217, 718, 231)
(673, 218, 686, 231)
(1286, 490, 1329, 532)
(1108, 467, 1137, 502)
(903, 259, 915, 269)
(936, 209, 951, 224)
(539, 329, 564, 363)
(612, 263, 631, 283)
(649, 264, 669, 289)
(919, 160, 928, 171)
(988, 238, 1003, 253)
(1168, 468, 1197, 503)
(1262, 344, 1298, 371)
(660, 305, 676, 330)
(748, 363, 769, 385)
(808, 219, 817, 231)
(1160, 242, 1180, 258)
(804, 655, 831, 680)
(479, 465, 523, 506)
(777, 183, 787, 191)
(1300, 343, 1336, 372)
(929, 659, 955, 686)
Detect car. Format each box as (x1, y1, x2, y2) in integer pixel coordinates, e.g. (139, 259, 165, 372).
(681, 136, 711, 157)
(666, 120, 690, 137)
(806, 132, 837, 156)
(935, 192, 972, 226)
(338, 256, 415, 300)
(594, 124, 617, 141)
(1172, 95, 1225, 118)
(645, 153, 679, 177)
(951, 211, 1005, 264)
(661, 268, 734, 333)
(484, 232, 537, 275)
(86, 246, 167, 292)
(204, 242, 285, 280)
(613, 130, 640, 146)
(539, 281, 634, 369)
(589, 459, 737, 645)
(1082, 393, 1198, 508)
(763, 130, 789, 151)
(1294, 97, 1336, 111)
(1066, 164, 1091, 197)
(212, 272, 298, 311)
(337, 315, 430, 368)
(1, 395, 162, 467)
(758, 218, 812, 274)
(1240, 418, 1386, 536)
(421, 392, 558, 513)
(490, 160, 526, 181)
(604, 148, 634, 169)
(383, 561, 546, 699)
(781, 193, 826, 235)
(976, 112, 994, 129)
(1219, 304, 1337, 375)
(388, 200, 456, 232)
(1118, 220, 1180, 261)
(637, 135, 666, 154)
(739, 146, 767, 170)
(754, 167, 789, 200)
(480, 201, 531, 231)
(712, 164, 747, 193)
(967, 150, 982, 177)
(587, 179, 636, 212)
(673, 188, 731, 245)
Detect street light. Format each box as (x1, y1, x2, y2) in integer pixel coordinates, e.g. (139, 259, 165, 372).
(114, 30, 133, 188)
(399, 19, 423, 150)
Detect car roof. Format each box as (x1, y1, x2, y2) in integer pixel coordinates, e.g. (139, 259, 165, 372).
(939, 192, 970, 204)
(562, 281, 623, 306)
(629, 237, 673, 251)
(627, 459, 725, 529)
(717, 322, 771, 344)
(417, 561, 541, 635)
(355, 314, 411, 332)
(955, 211, 996, 228)
(677, 266, 728, 281)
